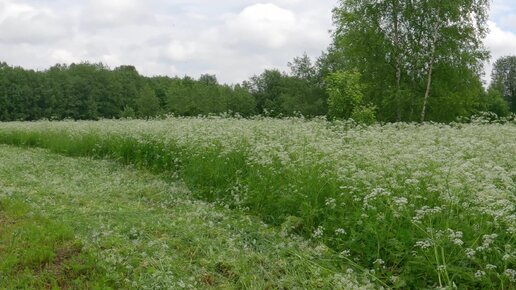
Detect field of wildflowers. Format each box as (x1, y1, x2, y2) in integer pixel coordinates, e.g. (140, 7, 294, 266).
(0, 117, 514, 288)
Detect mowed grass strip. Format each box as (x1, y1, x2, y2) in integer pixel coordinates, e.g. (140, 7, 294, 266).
(0, 145, 372, 289)
(0, 200, 111, 289)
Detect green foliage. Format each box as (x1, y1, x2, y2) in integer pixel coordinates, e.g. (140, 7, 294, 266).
(351, 104, 377, 125)
(478, 88, 511, 117)
(225, 84, 256, 116)
(490, 55, 516, 113)
(120, 105, 136, 119)
(0, 62, 260, 121)
(331, 0, 490, 122)
(426, 64, 485, 122)
(325, 71, 364, 120)
(249, 67, 327, 117)
(135, 85, 160, 118)
(163, 74, 258, 117)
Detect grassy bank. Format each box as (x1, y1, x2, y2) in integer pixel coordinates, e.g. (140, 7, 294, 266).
(0, 117, 515, 288)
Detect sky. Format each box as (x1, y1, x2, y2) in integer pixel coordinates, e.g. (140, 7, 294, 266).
(0, 0, 515, 84)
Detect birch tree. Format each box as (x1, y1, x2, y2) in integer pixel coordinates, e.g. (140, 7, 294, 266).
(412, 0, 490, 121)
(332, 0, 490, 122)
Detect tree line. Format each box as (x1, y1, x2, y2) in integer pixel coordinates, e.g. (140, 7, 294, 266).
(0, 0, 514, 122)
(0, 63, 257, 121)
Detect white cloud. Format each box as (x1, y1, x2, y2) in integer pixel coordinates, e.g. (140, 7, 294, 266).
(0, 0, 70, 44)
(0, 0, 512, 85)
(0, 0, 335, 82)
(226, 4, 297, 49)
(164, 41, 198, 61)
(80, 0, 155, 30)
(490, 0, 516, 32)
(484, 21, 516, 83)
(150, 2, 333, 82)
(51, 49, 78, 63)
(0, 0, 32, 18)
(499, 14, 516, 31)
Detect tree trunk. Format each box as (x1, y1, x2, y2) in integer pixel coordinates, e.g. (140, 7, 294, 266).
(409, 98, 414, 121)
(395, 56, 402, 121)
(393, 1, 402, 122)
(420, 57, 434, 122)
(421, 29, 438, 122)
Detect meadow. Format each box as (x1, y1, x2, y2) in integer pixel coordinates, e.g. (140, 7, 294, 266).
(0, 117, 515, 289)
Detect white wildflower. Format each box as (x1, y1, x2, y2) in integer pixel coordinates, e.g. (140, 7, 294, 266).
(312, 226, 324, 239)
(339, 250, 351, 258)
(465, 248, 475, 259)
(505, 269, 516, 282)
(394, 197, 408, 207)
(415, 239, 433, 249)
(475, 270, 486, 278)
(325, 197, 337, 209)
(335, 228, 347, 235)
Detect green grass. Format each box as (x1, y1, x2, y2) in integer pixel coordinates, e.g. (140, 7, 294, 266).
(0, 199, 110, 289)
(0, 117, 514, 288)
(0, 145, 371, 289)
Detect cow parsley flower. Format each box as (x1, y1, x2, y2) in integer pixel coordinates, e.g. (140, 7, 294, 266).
(475, 270, 486, 278)
(312, 226, 324, 239)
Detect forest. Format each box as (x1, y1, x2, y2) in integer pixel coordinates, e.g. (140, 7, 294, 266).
(0, 1, 515, 123)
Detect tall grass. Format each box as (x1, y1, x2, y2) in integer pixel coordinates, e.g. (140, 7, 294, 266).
(0, 117, 514, 288)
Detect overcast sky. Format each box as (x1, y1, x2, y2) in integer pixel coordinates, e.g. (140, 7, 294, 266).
(0, 0, 514, 84)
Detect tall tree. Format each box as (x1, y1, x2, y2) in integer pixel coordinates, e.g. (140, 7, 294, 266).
(249, 68, 326, 117)
(332, 0, 412, 121)
(248, 70, 284, 115)
(411, 0, 490, 121)
(332, 0, 490, 122)
(288, 53, 317, 82)
(490, 56, 516, 113)
(136, 85, 161, 118)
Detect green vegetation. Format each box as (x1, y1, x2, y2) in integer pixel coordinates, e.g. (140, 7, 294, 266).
(0, 200, 110, 289)
(490, 56, 516, 113)
(325, 71, 376, 123)
(330, 0, 494, 122)
(0, 145, 370, 289)
(0, 63, 257, 121)
(0, 118, 514, 288)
